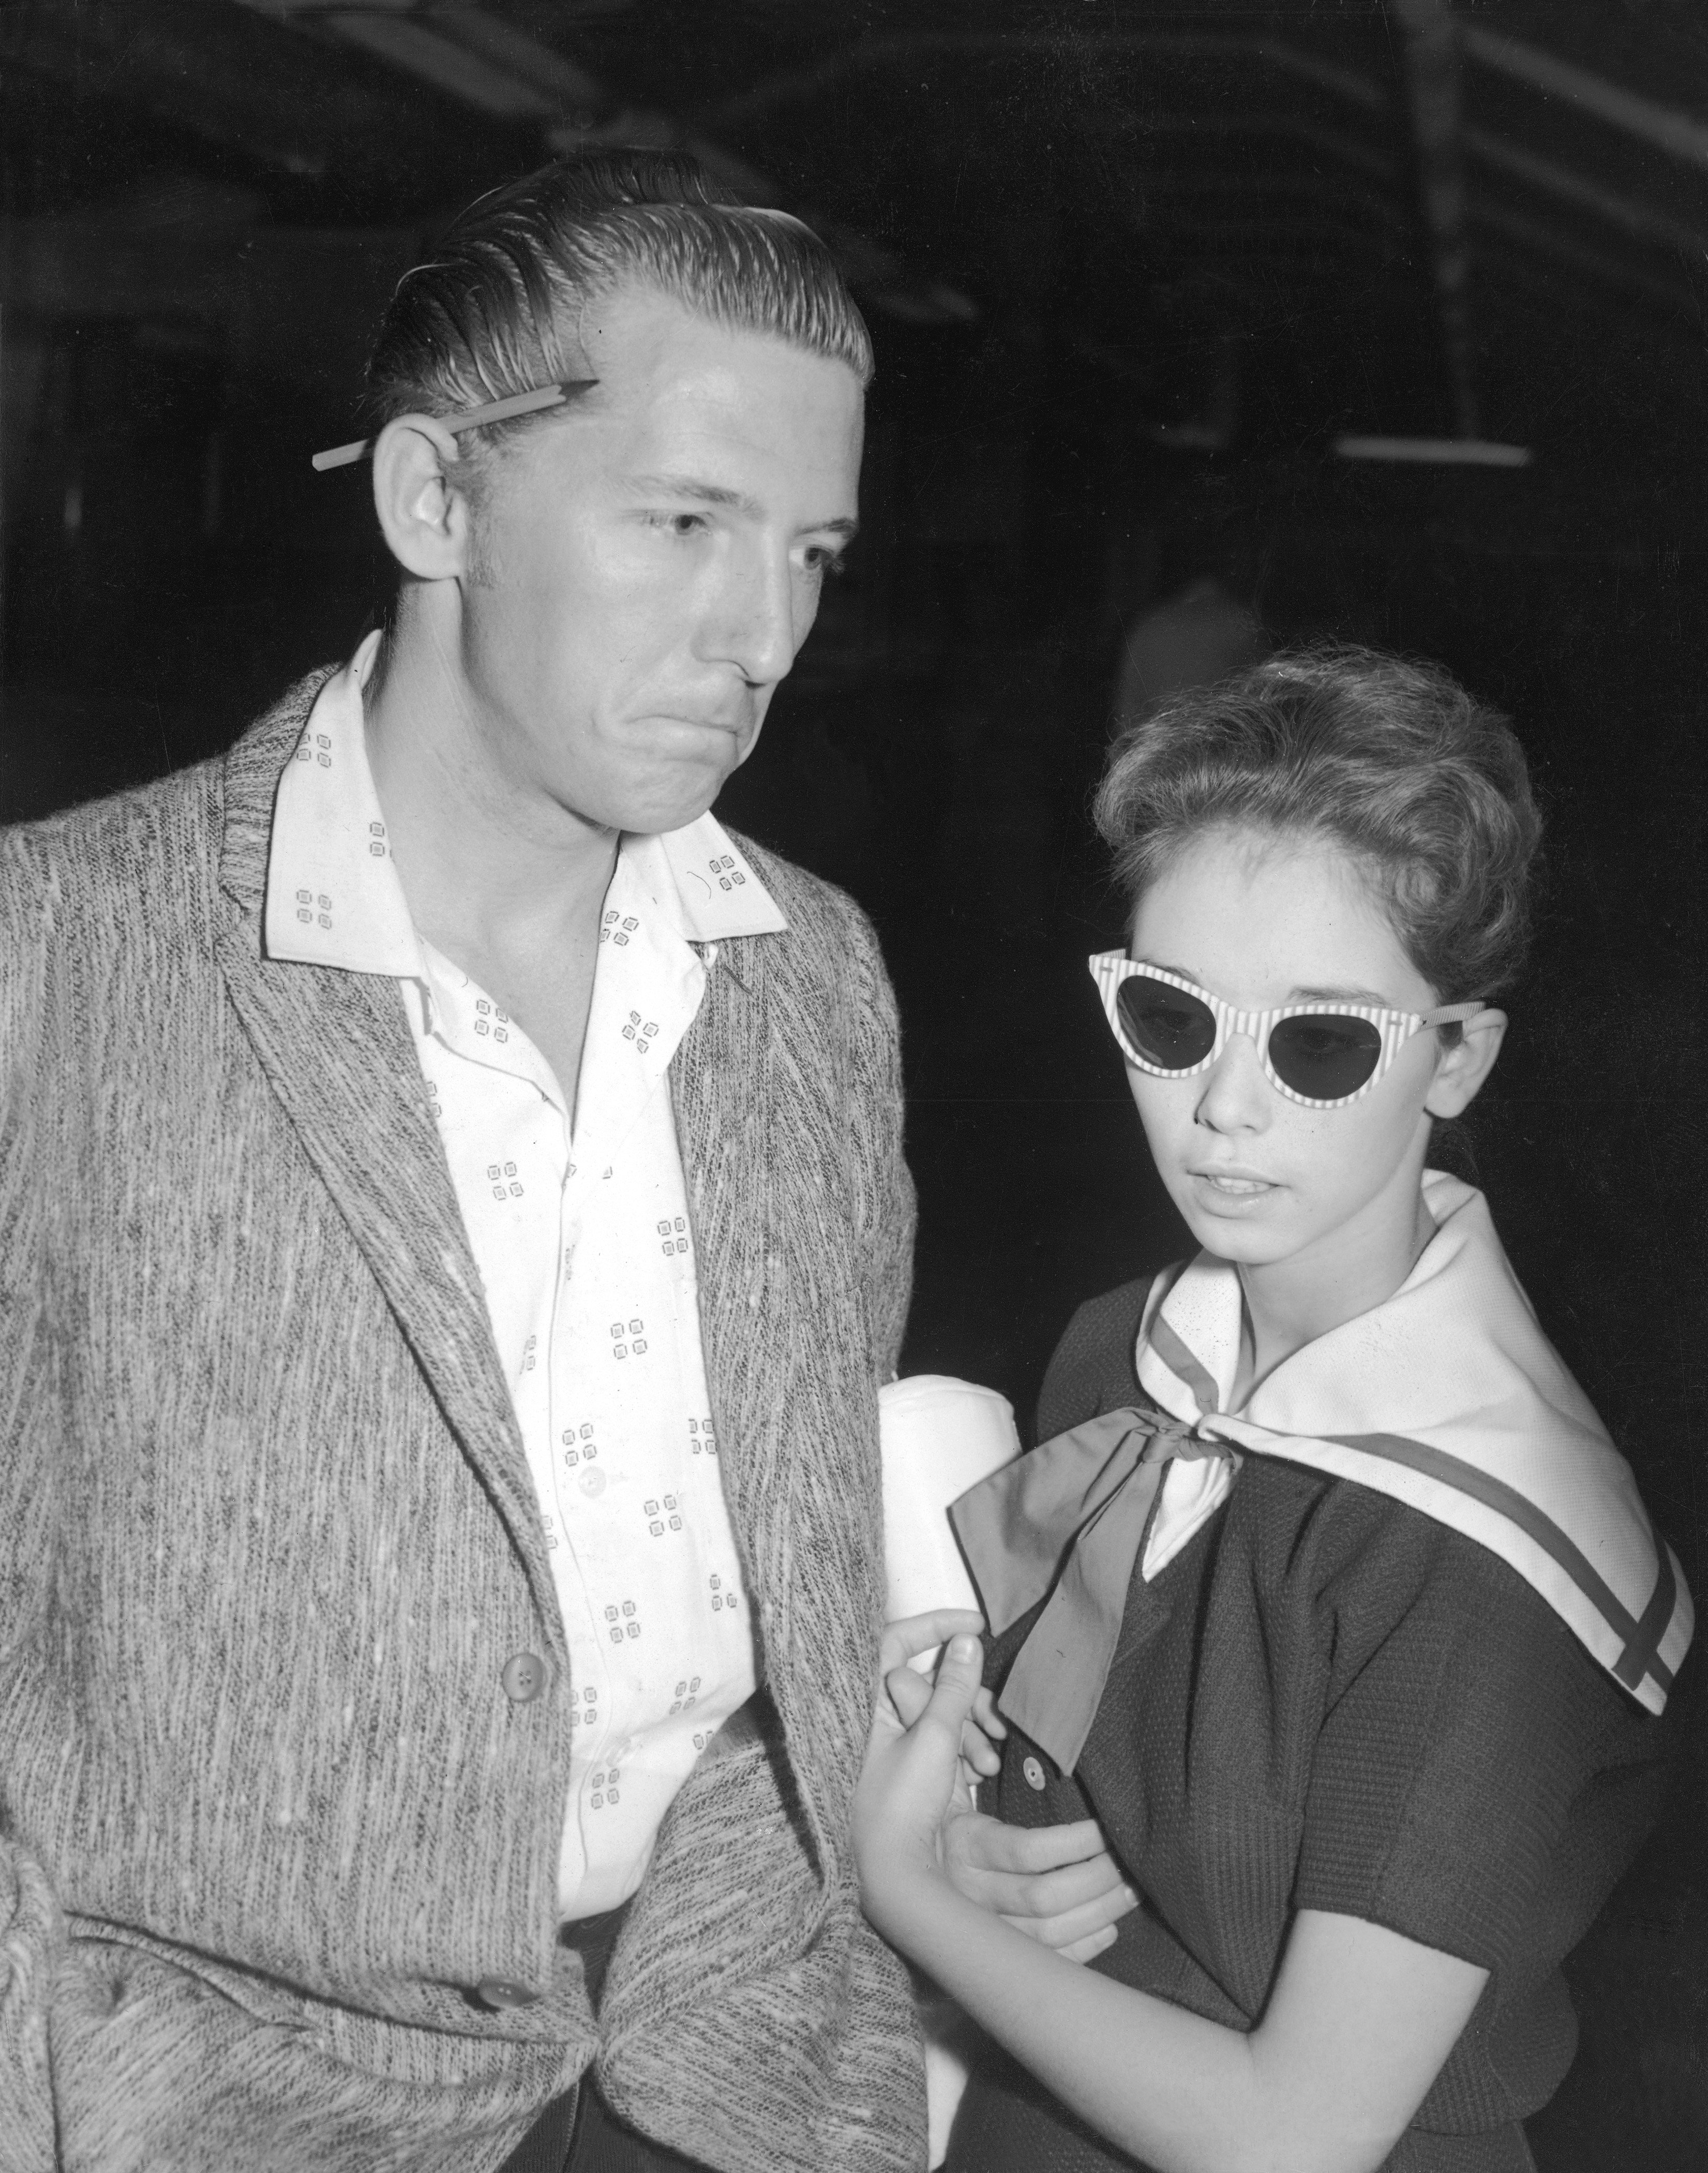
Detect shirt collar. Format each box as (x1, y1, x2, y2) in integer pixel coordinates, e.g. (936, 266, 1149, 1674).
(624, 820, 787, 944)
(263, 634, 787, 975)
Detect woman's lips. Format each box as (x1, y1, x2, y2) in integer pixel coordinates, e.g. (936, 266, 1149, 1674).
(1189, 1169, 1278, 1198)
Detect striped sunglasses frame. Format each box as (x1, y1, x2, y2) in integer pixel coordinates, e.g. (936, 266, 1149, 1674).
(1090, 952, 1482, 1110)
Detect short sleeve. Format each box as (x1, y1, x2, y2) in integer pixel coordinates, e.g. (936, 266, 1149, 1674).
(1295, 1509, 1670, 1975)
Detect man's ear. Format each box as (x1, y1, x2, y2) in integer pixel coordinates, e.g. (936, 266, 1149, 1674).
(1425, 1008, 1507, 1120)
(371, 415, 474, 581)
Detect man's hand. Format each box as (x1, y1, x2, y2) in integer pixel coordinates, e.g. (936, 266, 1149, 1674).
(942, 1809, 1137, 1963)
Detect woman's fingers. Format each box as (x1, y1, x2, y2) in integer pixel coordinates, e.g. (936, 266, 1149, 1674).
(888, 1665, 933, 1729)
(878, 1609, 984, 1678)
(950, 1812, 1112, 1876)
(941, 1809, 1139, 1943)
(855, 1635, 990, 1903)
(971, 1686, 1007, 1739)
(1056, 1923, 1121, 1965)
(886, 1632, 983, 1751)
(959, 1716, 1002, 1777)
(958, 1682, 1006, 1774)
(999, 1877, 1139, 1952)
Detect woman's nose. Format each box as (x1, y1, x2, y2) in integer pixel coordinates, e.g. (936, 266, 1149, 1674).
(1193, 1034, 1272, 1132)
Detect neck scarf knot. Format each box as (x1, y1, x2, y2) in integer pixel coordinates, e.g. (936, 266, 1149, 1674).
(950, 1406, 1236, 1774)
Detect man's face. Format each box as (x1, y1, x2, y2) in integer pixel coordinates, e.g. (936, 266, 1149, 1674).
(451, 286, 864, 837)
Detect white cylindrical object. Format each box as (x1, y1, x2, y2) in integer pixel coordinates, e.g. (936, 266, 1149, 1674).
(879, 1373, 1022, 1626)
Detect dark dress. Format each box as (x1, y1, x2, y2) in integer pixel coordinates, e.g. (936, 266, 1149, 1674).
(946, 1278, 1673, 2173)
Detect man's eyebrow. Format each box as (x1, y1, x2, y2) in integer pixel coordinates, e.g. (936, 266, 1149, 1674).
(622, 471, 859, 537)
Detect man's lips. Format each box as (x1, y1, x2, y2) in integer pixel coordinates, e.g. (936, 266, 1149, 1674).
(649, 711, 752, 741)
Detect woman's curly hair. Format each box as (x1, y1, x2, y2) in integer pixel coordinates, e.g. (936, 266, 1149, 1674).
(1093, 644, 1542, 1005)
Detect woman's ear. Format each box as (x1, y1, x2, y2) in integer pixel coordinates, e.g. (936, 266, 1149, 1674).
(371, 414, 474, 582)
(1425, 1008, 1507, 1120)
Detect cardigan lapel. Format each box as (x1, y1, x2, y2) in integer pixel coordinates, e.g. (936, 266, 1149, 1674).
(599, 890, 905, 2169)
(670, 928, 879, 1900)
(213, 685, 557, 1616)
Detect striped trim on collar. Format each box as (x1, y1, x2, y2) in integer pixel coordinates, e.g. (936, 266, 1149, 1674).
(1134, 1173, 1693, 1715)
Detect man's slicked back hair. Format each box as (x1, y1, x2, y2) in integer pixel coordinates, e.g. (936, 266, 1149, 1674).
(365, 148, 873, 440)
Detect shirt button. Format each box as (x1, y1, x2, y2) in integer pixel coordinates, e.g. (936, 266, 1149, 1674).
(1022, 1755, 1047, 1792)
(475, 1977, 540, 2010)
(579, 1468, 606, 1498)
(500, 1652, 546, 1704)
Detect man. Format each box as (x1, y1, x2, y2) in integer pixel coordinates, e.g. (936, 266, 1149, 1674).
(0, 153, 1128, 2173)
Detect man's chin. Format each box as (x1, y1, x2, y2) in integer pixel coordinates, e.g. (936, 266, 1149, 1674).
(586, 772, 729, 840)
(606, 727, 756, 835)
(565, 756, 739, 839)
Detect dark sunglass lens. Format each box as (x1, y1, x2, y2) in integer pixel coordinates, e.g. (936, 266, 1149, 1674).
(1267, 1016, 1382, 1100)
(1116, 977, 1218, 1070)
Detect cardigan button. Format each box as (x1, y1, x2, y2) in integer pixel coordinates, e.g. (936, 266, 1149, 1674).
(476, 1977, 540, 2010)
(1022, 1755, 1047, 1792)
(500, 1652, 546, 1704)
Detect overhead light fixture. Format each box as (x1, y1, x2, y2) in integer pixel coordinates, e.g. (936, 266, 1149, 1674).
(1332, 435, 1533, 467)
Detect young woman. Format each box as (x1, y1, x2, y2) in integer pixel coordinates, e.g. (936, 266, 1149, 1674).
(856, 648, 1690, 2173)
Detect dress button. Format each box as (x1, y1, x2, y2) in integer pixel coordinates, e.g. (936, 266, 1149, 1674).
(1022, 1755, 1047, 1792)
(476, 1977, 540, 2010)
(500, 1652, 546, 1704)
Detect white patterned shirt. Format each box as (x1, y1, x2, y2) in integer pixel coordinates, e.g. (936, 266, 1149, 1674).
(263, 634, 787, 1916)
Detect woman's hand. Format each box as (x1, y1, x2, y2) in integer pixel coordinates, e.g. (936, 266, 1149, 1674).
(942, 1811, 1137, 1963)
(863, 1613, 1137, 1962)
(879, 1614, 1007, 1791)
(853, 1615, 989, 1939)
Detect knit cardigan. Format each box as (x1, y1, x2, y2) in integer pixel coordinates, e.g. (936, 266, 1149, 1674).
(0, 673, 923, 2173)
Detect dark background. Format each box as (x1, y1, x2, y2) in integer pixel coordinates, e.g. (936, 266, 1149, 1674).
(2, 2, 1705, 2161)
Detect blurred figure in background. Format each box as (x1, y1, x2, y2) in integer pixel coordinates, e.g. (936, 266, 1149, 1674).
(1112, 510, 1273, 732)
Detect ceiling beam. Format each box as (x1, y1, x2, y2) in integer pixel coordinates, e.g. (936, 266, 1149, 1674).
(234, 2, 978, 324)
(1465, 129, 1708, 259)
(1087, 112, 1396, 185)
(327, 13, 560, 119)
(1390, 0, 1479, 441)
(1471, 200, 1698, 320)
(1462, 26, 1708, 177)
(1136, 173, 1407, 231)
(1475, 239, 1694, 341)
(1131, 213, 1408, 260)
(430, 7, 603, 107)
(0, 0, 428, 182)
(706, 31, 1386, 131)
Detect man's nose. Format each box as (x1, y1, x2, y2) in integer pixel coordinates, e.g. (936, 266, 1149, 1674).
(1193, 1034, 1271, 1132)
(706, 547, 800, 689)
